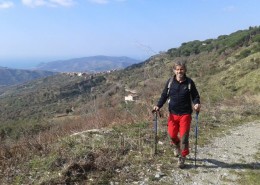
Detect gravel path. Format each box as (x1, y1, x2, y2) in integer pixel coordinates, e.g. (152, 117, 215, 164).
(167, 121, 260, 185)
(70, 121, 260, 185)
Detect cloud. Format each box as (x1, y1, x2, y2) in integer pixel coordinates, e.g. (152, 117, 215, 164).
(88, 0, 109, 4)
(222, 5, 236, 12)
(50, 0, 75, 6)
(0, 1, 14, 9)
(21, 0, 75, 7)
(88, 0, 126, 5)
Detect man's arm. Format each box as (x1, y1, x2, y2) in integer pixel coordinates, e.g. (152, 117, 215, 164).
(153, 78, 171, 110)
(190, 80, 201, 112)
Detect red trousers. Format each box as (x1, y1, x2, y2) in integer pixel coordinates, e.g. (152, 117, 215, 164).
(168, 114, 192, 157)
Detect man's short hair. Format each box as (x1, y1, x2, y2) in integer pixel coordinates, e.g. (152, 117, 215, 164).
(173, 61, 187, 70)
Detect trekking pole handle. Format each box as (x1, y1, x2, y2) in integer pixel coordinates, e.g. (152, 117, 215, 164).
(152, 109, 162, 117)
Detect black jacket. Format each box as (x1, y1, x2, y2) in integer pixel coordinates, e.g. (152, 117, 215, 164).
(157, 75, 200, 115)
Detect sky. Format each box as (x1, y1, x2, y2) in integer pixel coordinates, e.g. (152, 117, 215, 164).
(0, 0, 260, 68)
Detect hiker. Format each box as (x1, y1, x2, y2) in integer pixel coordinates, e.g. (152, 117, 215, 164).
(153, 60, 201, 168)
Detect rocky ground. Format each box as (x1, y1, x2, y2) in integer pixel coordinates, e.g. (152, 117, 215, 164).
(151, 120, 260, 185)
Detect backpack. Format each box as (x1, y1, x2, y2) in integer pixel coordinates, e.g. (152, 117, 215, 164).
(167, 77, 192, 102)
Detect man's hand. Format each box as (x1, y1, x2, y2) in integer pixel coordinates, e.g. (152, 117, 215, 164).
(153, 106, 160, 112)
(194, 104, 201, 112)
(152, 106, 162, 117)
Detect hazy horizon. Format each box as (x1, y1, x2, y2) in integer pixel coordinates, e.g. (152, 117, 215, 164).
(0, 55, 145, 69)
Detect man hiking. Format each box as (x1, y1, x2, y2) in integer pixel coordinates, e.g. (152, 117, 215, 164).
(153, 60, 201, 168)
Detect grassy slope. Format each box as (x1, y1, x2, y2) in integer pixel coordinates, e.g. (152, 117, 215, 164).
(0, 68, 56, 86)
(0, 27, 260, 184)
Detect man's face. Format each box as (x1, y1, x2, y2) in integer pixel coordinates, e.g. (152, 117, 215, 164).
(174, 65, 186, 79)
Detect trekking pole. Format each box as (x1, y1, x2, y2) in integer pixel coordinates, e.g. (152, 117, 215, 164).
(152, 110, 158, 155)
(194, 111, 199, 167)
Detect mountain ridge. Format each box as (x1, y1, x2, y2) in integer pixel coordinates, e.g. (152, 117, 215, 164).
(0, 67, 57, 86)
(35, 55, 141, 72)
(0, 55, 140, 87)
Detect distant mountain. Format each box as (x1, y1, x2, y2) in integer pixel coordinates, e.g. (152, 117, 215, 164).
(35, 55, 141, 72)
(0, 66, 56, 86)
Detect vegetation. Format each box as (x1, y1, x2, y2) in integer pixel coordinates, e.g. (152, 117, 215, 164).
(168, 26, 260, 57)
(0, 67, 56, 86)
(0, 26, 259, 184)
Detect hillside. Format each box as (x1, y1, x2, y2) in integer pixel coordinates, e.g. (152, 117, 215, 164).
(0, 26, 259, 184)
(35, 55, 140, 72)
(0, 67, 56, 86)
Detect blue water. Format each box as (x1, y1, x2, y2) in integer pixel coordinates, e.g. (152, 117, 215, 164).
(0, 58, 51, 69)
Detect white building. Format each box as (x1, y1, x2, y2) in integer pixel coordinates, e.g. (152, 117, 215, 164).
(124, 94, 139, 102)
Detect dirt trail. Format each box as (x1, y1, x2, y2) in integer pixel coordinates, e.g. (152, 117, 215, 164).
(69, 121, 260, 185)
(169, 121, 260, 185)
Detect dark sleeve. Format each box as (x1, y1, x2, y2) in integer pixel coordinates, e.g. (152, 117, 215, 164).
(157, 78, 171, 108)
(190, 80, 200, 105)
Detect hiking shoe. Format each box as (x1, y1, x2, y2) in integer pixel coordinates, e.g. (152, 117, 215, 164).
(178, 157, 186, 169)
(173, 145, 180, 157)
